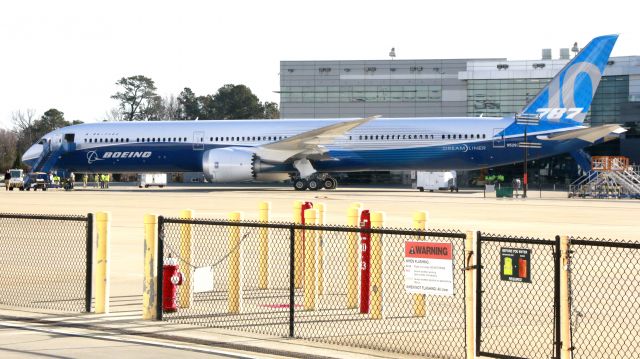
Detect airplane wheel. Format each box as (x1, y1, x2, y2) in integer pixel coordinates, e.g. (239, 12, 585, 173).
(323, 177, 337, 190)
(308, 179, 320, 191)
(294, 179, 307, 191)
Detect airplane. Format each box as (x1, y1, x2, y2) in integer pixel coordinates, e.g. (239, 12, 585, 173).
(22, 34, 625, 191)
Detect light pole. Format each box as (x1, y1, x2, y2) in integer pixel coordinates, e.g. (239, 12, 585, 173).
(515, 113, 541, 198)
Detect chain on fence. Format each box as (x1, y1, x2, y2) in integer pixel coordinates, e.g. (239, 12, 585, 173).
(569, 237, 640, 359)
(0, 213, 92, 312)
(159, 218, 468, 359)
(476, 233, 559, 359)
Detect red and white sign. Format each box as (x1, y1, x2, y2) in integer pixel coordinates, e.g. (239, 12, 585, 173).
(404, 241, 454, 296)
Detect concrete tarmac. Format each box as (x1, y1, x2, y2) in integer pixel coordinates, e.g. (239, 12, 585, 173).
(1, 183, 638, 308)
(1, 183, 638, 358)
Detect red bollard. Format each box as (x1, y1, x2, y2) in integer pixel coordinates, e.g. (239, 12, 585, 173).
(162, 257, 183, 312)
(359, 210, 371, 314)
(301, 201, 314, 263)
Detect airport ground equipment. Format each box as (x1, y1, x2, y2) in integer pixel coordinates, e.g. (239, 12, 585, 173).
(138, 173, 167, 188)
(24, 172, 49, 191)
(569, 156, 640, 199)
(7, 169, 24, 191)
(412, 170, 458, 192)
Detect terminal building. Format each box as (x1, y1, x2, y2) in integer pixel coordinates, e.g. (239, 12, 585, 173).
(279, 49, 640, 186)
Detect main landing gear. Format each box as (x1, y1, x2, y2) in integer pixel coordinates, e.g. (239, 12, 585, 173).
(293, 174, 338, 191)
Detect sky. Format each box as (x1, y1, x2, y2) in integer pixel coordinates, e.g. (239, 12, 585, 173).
(1, 0, 637, 130)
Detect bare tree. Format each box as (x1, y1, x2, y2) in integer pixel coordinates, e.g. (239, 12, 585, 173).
(11, 109, 37, 144)
(0, 129, 17, 171)
(104, 107, 124, 122)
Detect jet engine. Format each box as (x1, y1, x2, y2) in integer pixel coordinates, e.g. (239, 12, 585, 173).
(202, 147, 288, 182)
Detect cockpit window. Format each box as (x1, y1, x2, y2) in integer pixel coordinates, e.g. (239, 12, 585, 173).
(38, 139, 46, 144)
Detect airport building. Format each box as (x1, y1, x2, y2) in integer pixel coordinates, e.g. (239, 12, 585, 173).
(279, 51, 640, 186)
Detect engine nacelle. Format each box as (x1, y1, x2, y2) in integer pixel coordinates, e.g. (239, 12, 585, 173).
(202, 147, 287, 183)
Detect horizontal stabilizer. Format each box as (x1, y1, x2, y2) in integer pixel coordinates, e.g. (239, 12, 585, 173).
(537, 124, 626, 143)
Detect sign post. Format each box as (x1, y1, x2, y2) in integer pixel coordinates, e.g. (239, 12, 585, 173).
(359, 210, 371, 314)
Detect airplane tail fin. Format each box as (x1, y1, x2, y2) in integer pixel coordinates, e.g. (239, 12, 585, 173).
(520, 34, 618, 125)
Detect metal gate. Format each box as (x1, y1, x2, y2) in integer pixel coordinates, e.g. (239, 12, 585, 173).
(476, 233, 560, 359)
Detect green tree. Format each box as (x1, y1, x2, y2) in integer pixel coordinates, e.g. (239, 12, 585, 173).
(263, 101, 280, 119)
(111, 75, 159, 121)
(209, 84, 264, 119)
(177, 87, 200, 120)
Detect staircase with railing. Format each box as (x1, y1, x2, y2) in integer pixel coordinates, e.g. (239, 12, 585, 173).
(569, 156, 640, 199)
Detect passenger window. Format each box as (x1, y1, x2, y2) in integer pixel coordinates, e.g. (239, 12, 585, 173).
(482, 134, 486, 139)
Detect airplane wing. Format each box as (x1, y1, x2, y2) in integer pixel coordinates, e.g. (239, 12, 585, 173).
(256, 116, 379, 162)
(537, 124, 626, 143)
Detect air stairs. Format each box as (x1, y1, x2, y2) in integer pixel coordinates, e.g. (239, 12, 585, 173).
(23, 143, 69, 188)
(569, 156, 640, 199)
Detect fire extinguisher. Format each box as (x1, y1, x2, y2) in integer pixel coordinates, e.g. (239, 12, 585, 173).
(163, 256, 183, 312)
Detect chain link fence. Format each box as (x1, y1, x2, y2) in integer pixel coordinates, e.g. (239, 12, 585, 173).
(569, 237, 640, 359)
(476, 233, 560, 359)
(0, 213, 93, 312)
(158, 217, 468, 359)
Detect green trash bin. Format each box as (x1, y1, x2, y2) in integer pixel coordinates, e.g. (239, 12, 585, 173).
(496, 186, 514, 198)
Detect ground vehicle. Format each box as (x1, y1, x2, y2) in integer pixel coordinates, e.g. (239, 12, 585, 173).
(138, 173, 167, 188)
(7, 169, 25, 191)
(25, 172, 50, 191)
(413, 171, 458, 192)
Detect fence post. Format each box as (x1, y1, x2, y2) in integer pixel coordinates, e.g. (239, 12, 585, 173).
(347, 206, 360, 309)
(258, 202, 270, 289)
(293, 201, 303, 288)
(143, 214, 158, 319)
(465, 230, 476, 359)
(560, 235, 571, 359)
(228, 211, 242, 314)
(316, 203, 325, 296)
(85, 213, 94, 313)
(304, 208, 318, 310)
(370, 211, 384, 319)
(95, 211, 110, 314)
(179, 209, 193, 309)
(288, 225, 295, 337)
(412, 211, 427, 317)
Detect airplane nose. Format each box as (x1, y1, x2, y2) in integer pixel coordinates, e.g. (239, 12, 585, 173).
(21, 144, 43, 165)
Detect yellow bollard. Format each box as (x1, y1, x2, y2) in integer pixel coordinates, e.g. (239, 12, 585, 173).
(370, 211, 384, 319)
(293, 201, 303, 288)
(303, 208, 318, 310)
(465, 231, 476, 359)
(413, 211, 428, 317)
(258, 202, 270, 289)
(95, 211, 111, 314)
(347, 206, 360, 309)
(228, 212, 242, 314)
(179, 209, 193, 309)
(143, 214, 158, 319)
(316, 203, 325, 296)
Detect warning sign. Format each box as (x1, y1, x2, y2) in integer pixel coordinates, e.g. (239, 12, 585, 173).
(500, 248, 531, 283)
(404, 241, 454, 296)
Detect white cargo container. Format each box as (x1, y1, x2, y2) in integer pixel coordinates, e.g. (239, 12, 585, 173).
(138, 173, 167, 188)
(412, 171, 458, 192)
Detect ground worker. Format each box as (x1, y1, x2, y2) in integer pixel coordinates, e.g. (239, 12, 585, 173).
(4, 170, 10, 191)
(98, 173, 104, 189)
(82, 173, 88, 188)
(53, 174, 60, 186)
(105, 173, 110, 189)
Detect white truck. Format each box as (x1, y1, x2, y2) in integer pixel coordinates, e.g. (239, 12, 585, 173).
(412, 171, 458, 192)
(138, 173, 167, 188)
(7, 169, 25, 191)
